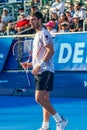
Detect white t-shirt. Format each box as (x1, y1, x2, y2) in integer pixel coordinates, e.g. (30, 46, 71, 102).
(1, 15, 13, 23)
(74, 9, 86, 20)
(51, 1, 65, 13)
(32, 27, 54, 73)
(49, 28, 57, 34)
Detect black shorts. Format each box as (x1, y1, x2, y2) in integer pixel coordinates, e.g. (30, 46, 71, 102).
(34, 71, 54, 91)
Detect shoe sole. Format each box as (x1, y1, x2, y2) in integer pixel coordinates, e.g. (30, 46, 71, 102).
(62, 119, 68, 130)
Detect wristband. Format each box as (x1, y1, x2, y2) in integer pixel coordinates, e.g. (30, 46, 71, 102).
(39, 61, 46, 68)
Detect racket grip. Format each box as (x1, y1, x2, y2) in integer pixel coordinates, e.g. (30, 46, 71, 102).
(25, 70, 30, 86)
(26, 69, 28, 73)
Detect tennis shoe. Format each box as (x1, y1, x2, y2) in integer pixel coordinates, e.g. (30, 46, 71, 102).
(56, 117, 68, 130)
(38, 128, 50, 130)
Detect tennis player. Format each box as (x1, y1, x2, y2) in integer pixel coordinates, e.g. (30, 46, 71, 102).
(21, 11, 68, 130)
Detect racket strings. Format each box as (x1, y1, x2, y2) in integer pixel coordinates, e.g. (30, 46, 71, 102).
(12, 39, 33, 86)
(13, 40, 32, 63)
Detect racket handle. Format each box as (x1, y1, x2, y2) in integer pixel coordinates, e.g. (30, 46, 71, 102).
(25, 70, 31, 86)
(26, 69, 28, 73)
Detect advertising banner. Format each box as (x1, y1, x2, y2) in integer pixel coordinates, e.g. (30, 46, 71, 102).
(1, 32, 87, 72)
(0, 33, 87, 97)
(0, 38, 13, 72)
(54, 33, 87, 71)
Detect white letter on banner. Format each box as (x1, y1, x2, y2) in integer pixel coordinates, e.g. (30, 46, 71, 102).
(86, 57, 87, 63)
(73, 42, 85, 63)
(58, 43, 72, 63)
(0, 54, 4, 58)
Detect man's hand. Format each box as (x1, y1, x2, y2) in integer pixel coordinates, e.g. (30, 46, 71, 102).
(20, 62, 32, 70)
(32, 64, 40, 75)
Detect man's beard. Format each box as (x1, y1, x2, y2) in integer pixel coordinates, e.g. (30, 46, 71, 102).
(35, 23, 40, 30)
(31, 23, 40, 30)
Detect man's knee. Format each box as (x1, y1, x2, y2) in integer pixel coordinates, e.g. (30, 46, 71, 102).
(35, 94, 42, 103)
(35, 90, 49, 103)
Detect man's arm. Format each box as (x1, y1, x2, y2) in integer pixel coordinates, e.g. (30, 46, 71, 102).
(42, 43, 54, 62)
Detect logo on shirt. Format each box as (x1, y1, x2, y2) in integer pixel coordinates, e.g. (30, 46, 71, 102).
(45, 35, 49, 39)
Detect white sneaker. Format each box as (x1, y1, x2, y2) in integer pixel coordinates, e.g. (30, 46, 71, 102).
(38, 128, 50, 130)
(56, 118, 68, 130)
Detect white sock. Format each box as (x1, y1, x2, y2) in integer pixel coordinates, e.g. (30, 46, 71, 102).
(52, 113, 62, 122)
(42, 121, 49, 129)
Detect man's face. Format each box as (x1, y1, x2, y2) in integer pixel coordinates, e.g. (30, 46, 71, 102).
(73, 18, 79, 23)
(29, 16, 40, 30)
(3, 10, 8, 15)
(56, 0, 60, 2)
(75, 5, 80, 10)
(31, 7, 36, 13)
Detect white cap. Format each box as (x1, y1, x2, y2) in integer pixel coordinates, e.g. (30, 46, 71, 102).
(3, 8, 8, 11)
(73, 14, 80, 18)
(52, 11, 57, 14)
(20, 12, 25, 16)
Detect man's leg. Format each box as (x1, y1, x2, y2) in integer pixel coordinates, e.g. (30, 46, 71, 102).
(35, 90, 56, 115)
(42, 92, 50, 129)
(35, 90, 62, 129)
(43, 92, 50, 122)
(35, 90, 68, 130)
(35, 90, 51, 130)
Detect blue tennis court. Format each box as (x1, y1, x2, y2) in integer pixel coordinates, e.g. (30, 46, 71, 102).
(0, 96, 87, 130)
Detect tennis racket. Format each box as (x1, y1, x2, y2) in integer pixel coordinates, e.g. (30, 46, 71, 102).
(12, 38, 32, 86)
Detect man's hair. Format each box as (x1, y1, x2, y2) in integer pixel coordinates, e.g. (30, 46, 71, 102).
(31, 11, 43, 21)
(76, 2, 82, 6)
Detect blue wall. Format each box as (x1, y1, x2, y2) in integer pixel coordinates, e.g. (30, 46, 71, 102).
(0, 33, 87, 97)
